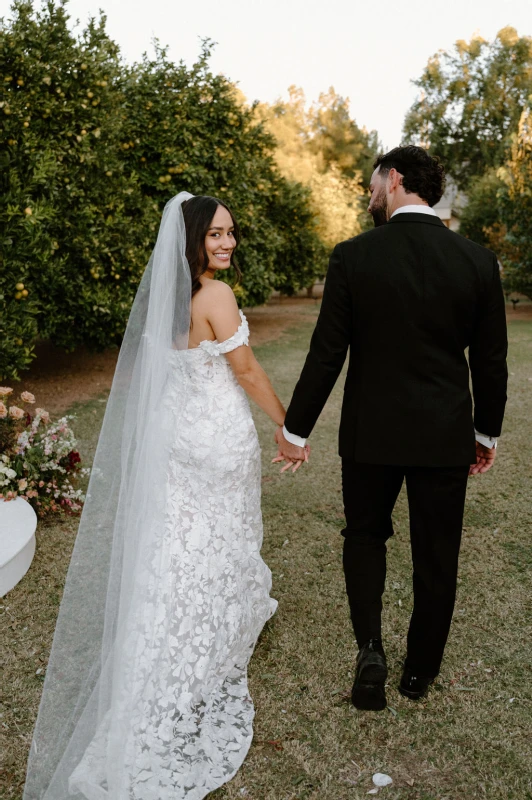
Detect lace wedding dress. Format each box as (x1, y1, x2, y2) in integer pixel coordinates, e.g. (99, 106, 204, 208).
(69, 311, 277, 800)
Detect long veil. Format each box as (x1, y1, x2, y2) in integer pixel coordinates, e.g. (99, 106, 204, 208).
(23, 191, 194, 799)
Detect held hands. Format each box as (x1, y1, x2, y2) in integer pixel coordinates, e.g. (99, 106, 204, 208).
(469, 441, 497, 476)
(272, 426, 310, 473)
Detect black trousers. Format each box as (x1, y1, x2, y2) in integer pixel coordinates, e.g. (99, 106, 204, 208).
(341, 460, 469, 676)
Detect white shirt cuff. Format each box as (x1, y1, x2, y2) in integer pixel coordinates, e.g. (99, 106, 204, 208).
(283, 425, 307, 448)
(475, 430, 498, 449)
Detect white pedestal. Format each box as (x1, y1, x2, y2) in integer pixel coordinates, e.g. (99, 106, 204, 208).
(0, 497, 37, 598)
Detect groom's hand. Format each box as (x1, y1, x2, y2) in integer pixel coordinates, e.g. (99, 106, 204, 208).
(469, 441, 497, 475)
(272, 426, 309, 473)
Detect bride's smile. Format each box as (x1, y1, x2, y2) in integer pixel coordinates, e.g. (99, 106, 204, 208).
(205, 205, 236, 274)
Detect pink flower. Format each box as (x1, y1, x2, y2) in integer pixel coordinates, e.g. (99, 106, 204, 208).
(0, 387, 13, 397)
(20, 391, 36, 404)
(0, 402, 7, 418)
(36, 408, 50, 423)
(9, 406, 24, 420)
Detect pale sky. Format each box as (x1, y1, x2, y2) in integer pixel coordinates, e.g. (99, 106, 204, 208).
(2, 0, 531, 148)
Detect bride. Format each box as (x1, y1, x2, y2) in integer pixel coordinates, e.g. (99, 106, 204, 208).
(24, 193, 307, 799)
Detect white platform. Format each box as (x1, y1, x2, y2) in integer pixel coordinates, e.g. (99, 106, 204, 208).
(0, 497, 37, 598)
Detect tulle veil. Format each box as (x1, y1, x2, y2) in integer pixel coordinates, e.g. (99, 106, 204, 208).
(23, 192, 194, 799)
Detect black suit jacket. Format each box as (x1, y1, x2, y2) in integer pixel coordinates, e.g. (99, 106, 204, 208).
(284, 213, 508, 467)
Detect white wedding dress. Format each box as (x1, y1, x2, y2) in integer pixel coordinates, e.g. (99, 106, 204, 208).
(69, 311, 277, 800)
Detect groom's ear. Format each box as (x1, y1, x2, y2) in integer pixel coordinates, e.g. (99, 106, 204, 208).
(387, 168, 402, 191)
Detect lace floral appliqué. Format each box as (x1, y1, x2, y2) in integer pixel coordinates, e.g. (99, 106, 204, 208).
(69, 311, 277, 800)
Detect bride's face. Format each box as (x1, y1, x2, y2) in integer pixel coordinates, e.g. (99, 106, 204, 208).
(205, 205, 236, 272)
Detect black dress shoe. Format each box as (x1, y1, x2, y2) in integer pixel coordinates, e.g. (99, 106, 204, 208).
(399, 665, 436, 700)
(351, 639, 387, 711)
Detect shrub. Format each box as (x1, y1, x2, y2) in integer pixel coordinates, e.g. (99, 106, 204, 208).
(1, 2, 325, 379)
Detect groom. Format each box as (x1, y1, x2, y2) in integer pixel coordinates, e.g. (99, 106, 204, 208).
(275, 146, 508, 711)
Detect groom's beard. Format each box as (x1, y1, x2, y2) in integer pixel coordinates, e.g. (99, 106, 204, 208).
(370, 188, 388, 228)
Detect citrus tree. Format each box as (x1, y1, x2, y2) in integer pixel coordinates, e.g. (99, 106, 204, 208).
(118, 43, 325, 306)
(1, 2, 324, 380)
(1, 0, 149, 379)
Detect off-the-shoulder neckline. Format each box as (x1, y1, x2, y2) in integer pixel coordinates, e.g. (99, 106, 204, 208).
(187, 309, 246, 352)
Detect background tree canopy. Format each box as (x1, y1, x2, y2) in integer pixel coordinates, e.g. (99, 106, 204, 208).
(404, 27, 532, 299)
(1, 0, 329, 379)
(4, 3, 530, 382)
(257, 87, 379, 249)
(403, 27, 532, 190)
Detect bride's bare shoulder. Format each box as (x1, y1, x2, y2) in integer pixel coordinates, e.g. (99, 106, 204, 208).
(195, 279, 238, 310)
(193, 280, 241, 340)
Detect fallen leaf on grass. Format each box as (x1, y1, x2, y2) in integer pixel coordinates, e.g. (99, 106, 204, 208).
(266, 739, 283, 751)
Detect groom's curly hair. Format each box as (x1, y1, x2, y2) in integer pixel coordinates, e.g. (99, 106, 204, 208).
(373, 146, 446, 207)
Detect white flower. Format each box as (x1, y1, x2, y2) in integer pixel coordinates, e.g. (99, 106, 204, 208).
(0, 465, 16, 479)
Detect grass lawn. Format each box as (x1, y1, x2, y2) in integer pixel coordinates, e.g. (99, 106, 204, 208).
(1, 313, 530, 800)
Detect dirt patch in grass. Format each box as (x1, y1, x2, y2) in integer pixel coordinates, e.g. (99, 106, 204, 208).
(506, 298, 532, 321)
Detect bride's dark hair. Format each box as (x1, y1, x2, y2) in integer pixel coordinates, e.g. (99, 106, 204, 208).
(181, 195, 242, 298)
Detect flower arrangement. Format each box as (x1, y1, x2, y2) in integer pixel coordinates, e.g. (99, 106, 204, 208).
(0, 387, 89, 516)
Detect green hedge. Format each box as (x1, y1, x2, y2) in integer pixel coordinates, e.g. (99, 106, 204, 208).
(1, 1, 326, 380)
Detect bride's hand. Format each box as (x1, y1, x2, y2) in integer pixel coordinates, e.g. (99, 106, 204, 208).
(272, 427, 310, 473)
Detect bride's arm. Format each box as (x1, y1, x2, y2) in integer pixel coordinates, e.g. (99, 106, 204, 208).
(225, 346, 286, 427)
(204, 282, 286, 426)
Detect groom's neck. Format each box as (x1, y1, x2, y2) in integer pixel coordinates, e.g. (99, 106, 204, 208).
(388, 192, 429, 217)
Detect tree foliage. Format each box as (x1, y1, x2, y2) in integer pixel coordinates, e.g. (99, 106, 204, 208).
(307, 87, 380, 187)
(257, 86, 377, 252)
(457, 107, 532, 298)
(404, 26, 532, 299)
(1, 0, 142, 376)
(497, 107, 532, 297)
(1, 1, 325, 379)
(403, 28, 532, 189)
(459, 169, 507, 249)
